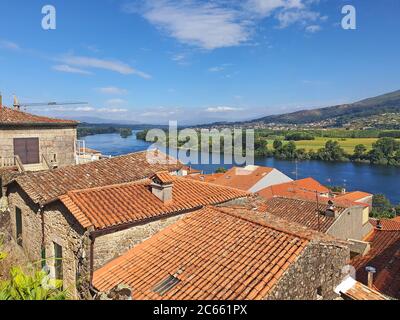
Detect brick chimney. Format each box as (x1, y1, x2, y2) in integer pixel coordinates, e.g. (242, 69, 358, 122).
(0, 92, 2, 109)
(150, 172, 174, 204)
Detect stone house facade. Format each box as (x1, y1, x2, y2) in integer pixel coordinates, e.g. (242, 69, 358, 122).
(0, 106, 78, 171)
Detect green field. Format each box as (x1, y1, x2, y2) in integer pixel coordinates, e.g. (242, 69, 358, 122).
(266, 137, 400, 154)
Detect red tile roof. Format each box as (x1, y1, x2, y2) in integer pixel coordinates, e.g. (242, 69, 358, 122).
(93, 206, 312, 300)
(212, 166, 275, 191)
(337, 277, 390, 300)
(351, 219, 400, 299)
(258, 177, 329, 200)
(60, 176, 248, 230)
(185, 173, 224, 183)
(259, 197, 347, 233)
(9, 150, 184, 205)
(0, 106, 78, 126)
(151, 171, 175, 184)
(336, 191, 373, 203)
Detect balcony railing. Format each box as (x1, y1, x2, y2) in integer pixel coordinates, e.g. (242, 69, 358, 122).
(0, 155, 25, 172)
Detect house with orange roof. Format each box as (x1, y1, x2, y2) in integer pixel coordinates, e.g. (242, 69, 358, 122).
(351, 218, 400, 299)
(224, 195, 373, 255)
(0, 102, 78, 173)
(5, 165, 247, 298)
(211, 165, 293, 192)
(336, 191, 373, 207)
(258, 177, 330, 200)
(93, 205, 350, 300)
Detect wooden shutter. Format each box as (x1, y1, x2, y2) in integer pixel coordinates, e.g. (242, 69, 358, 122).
(13, 138, 40, 164)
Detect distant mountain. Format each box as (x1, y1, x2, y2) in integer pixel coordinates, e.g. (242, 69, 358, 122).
(249, 90, 400, 126)
(73, 116, 141, 125)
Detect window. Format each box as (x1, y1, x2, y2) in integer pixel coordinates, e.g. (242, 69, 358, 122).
(15, 207, 22, 246)
(153, 275, 180, 296)
(54, 242, 63, 282)
(13, 138, 40, 164)
(41, 247, 46, 269)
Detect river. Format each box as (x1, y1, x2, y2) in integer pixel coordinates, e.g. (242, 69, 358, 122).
(83, 132, 400, 204)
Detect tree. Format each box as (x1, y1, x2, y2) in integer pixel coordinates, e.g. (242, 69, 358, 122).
(273, 140, 283, 150)
(317, 140, 348, 162)
(372, 137, 400, 157)
(371, 194, 395, 219)
(353, 144, 367, 159)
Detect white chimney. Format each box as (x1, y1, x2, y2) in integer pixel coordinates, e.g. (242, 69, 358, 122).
(150, 172, 174, 203)
(365, 266, 376, 288)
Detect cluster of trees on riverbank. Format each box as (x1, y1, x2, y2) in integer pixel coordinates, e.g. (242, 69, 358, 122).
(78, 126, 133, 139)
(137, 128, 400, 166)
(371, 194, 400, 219)
(255, 136, 400, 165)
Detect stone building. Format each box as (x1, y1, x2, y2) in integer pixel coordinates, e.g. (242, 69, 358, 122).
(228, 194, 373, 256)
(5, 166, 247, 298)
(93, 206, 350, 300)
(0, 104, 78, 173)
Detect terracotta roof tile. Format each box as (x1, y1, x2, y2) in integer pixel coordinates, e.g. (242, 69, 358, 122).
(336, 191, 373, 202)
(258, 177, 329, 200)
(185, 173, 224, 183)
(150, 171, 175, 184)
(337, 277, 390, 300)
(351, 219, 400, 299)
(60, 176, 248, 230)
(0, 106, 78, 126)
(93, 206, 311, 300)
(212, 166, 275, 191)
(256, 197, 347, 233)
(10, 150, 183, 205)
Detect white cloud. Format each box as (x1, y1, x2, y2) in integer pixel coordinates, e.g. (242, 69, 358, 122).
(124, 1, 325, 50)
(52, 64, 92, 75)
(205, 106, 244, 113)
(208, 66, 224, 72)
(97, 87, 128, 95)
(276, 9, 321, 28)
(97, 108, 128, 113)
(245, 0, 304, 16)
(0, 40, 21, 51)
(58, 55, 151, 78)
(105, 98, 127, 106)
(126, 1, 251, 50)
(305, 24, 321, 33)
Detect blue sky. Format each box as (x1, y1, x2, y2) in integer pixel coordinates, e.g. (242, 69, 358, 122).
(0, 0, 399, 125)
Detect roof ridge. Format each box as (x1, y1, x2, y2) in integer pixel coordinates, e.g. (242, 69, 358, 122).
(63, 175, 249, 197)
(272, 195, 347, 209)
(65, 178, 150, 195)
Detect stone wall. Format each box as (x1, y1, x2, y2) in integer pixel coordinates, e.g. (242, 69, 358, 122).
(267, 240, 350, 300)
(94, 214, 186, 269)
(7, 184, 42, 262)
(0, 126, 77, 168)
(6, 185, 90, 299)
(43, 201, 90, 298)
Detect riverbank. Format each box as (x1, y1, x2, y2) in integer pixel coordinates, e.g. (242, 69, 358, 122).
(82, 133, 400, 203)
